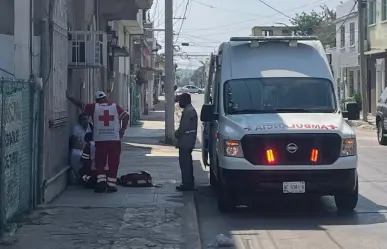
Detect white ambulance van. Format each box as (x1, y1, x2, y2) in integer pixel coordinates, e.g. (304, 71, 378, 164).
(200, 36, 358, 213)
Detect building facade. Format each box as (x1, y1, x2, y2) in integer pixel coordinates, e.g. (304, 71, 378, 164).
(0, 0, 156, 232)
(366, 0, 387, 115)
(334, 0, 361, 101)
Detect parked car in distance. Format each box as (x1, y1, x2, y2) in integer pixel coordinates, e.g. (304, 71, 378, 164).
(376, 87, 387, 145)
(174, 87, 190, 102)
(182, 85, 204, 94)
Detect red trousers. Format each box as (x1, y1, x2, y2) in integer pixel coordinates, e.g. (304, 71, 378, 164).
(94, 141, 121, 186)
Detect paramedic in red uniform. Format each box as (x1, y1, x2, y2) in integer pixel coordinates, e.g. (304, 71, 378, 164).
(67, 91, 129, 193)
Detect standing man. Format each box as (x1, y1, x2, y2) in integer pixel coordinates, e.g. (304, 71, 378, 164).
(67, 91, 129, 193)
(174, 93, 198, 191)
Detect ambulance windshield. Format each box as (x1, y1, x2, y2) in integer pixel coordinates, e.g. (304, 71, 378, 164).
(224, 77, 337, 114)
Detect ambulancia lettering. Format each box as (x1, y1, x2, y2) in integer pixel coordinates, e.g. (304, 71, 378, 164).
(244, 123, 338, 131)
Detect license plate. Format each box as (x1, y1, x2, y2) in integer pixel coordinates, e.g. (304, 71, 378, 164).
(283, 181, 305, 194)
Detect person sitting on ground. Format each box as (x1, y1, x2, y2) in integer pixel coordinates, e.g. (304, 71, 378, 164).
(67, 90, 129, 193)
(79, 132, 97, 188)
(70, 113, 93, 178)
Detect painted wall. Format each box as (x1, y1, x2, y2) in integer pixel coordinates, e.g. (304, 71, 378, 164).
(0, 35, 41, 78)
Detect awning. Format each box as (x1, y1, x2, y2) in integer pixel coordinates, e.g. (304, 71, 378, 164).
(365, 49, 387, 55)
(120, 20, 144, 35)
(141, 67, 163, 73)
(112, 46, 130, 57)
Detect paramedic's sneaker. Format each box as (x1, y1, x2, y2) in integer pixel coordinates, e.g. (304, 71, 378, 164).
(94, 182, 108, 193)
(176, 185, 196, 191)
(107, 186, 118, 193)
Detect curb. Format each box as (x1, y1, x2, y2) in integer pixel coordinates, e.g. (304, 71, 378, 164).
(182, 192, 203, 249)
(346, 119, 377, 131)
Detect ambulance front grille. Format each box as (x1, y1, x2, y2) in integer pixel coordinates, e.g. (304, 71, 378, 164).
(241, 133, 342, 165)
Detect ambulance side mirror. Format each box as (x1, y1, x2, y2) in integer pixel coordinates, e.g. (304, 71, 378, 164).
(201, 104, 216, 122)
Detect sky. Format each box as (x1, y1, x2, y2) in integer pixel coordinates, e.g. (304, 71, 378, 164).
(149, 0, 344, 70)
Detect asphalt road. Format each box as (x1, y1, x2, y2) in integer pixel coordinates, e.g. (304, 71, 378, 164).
(189, 94, 387, 249)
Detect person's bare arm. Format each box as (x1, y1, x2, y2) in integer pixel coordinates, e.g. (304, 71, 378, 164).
(121, 114, 129, 130)
(66, 90, 83, 109)
(117, 105, 129, 137)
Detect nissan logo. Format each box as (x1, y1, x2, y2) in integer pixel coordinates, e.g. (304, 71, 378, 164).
(286, 143, 298, 153)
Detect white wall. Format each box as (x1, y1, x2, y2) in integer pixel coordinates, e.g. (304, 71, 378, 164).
(336, 15, 359, 68)
(0, 34, 41, 78)
(14, 0, 31, 79)
(112, 21, 131, 111)
(335, 0, 361, 99)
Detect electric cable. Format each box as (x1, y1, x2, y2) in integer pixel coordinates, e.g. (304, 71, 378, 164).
(174, 0, 190, 44)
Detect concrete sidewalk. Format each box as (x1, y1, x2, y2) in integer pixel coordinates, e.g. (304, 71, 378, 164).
(1, 99, 201, 249)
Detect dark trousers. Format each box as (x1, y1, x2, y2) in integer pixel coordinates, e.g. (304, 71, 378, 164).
(179, 148, 194, 187)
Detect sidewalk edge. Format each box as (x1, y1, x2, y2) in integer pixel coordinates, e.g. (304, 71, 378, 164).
(183, 192, 203, 249)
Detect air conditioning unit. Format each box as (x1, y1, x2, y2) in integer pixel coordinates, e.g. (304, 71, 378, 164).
(68, 31, 107, 68)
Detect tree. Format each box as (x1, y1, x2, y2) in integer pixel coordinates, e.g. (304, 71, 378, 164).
(158, 53, 165, 64)
(190, 66, 205, 87)
(290, 5, 336, 47)
(181, 77, 190, 86)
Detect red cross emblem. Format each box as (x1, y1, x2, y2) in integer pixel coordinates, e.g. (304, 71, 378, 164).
(99, 110, 115, 126)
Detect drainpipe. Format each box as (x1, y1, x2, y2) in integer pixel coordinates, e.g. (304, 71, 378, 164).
(30, 0, 34, 79)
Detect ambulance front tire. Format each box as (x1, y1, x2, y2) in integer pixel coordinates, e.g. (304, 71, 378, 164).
(216, 164, 236, 213)
(210, 168, 217, 188)
(334, 176, 358, 213)
(217, 182, 236, 213)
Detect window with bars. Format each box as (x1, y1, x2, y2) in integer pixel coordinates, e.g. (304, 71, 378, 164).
(340, 27, 345, 48)
(382, 0, 387, 21)
(349, 22, 355, 46)
(348, 70, 354, 96)
(368, 0, 376, 25)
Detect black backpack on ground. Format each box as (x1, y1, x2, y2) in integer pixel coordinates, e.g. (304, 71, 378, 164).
(117, 171, 153, 187)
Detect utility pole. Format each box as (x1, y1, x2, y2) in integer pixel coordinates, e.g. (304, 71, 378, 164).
(358, 0, 368, 121)
(164, 0, 175, 144)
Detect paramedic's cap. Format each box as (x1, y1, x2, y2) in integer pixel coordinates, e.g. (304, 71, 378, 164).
(95, 91, 106, 100)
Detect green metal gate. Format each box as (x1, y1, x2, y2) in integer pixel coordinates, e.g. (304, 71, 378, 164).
(0, 78, 42, 233)
(130, 79, 141, 126)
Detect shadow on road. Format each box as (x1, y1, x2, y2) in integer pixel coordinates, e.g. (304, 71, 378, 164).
(194, 161, 387, 233)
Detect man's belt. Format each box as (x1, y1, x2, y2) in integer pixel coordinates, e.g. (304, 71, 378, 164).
(185, 130, 197, 134)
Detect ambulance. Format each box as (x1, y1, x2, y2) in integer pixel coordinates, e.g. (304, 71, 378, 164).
(200, 36, 358, 213)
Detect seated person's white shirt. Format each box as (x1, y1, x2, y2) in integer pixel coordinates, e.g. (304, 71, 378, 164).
(70, 123, 92, 172)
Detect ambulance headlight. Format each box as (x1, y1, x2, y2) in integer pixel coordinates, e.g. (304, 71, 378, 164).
(340, 138, 357, 156)
(224, 140, 244, 158)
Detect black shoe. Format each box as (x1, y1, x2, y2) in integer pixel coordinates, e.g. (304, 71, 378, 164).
(107, 186, 118, 193)
(94, 182, 108, 193)
(176, 185, 196, 192)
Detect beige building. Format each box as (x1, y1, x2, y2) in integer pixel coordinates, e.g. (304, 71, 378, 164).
(251, 26, 294, 36)
(365, 0, 387, 115)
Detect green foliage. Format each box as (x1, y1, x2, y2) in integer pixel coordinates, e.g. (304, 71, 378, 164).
(190, 65, 205, 87)
(291, 5, 336, 47)
(352, 92, 362, 108)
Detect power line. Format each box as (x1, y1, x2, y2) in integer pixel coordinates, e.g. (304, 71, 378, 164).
(257, 0, 293, 20)
(190, 0, 263, 17)
(173, 0, 187, 25)
(180, 0, 329, 32)
(0, 68, 15, 77)
(151, 0, 159, 21)
(174, 0, 190, 43)
(335, 1, 357, 34)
